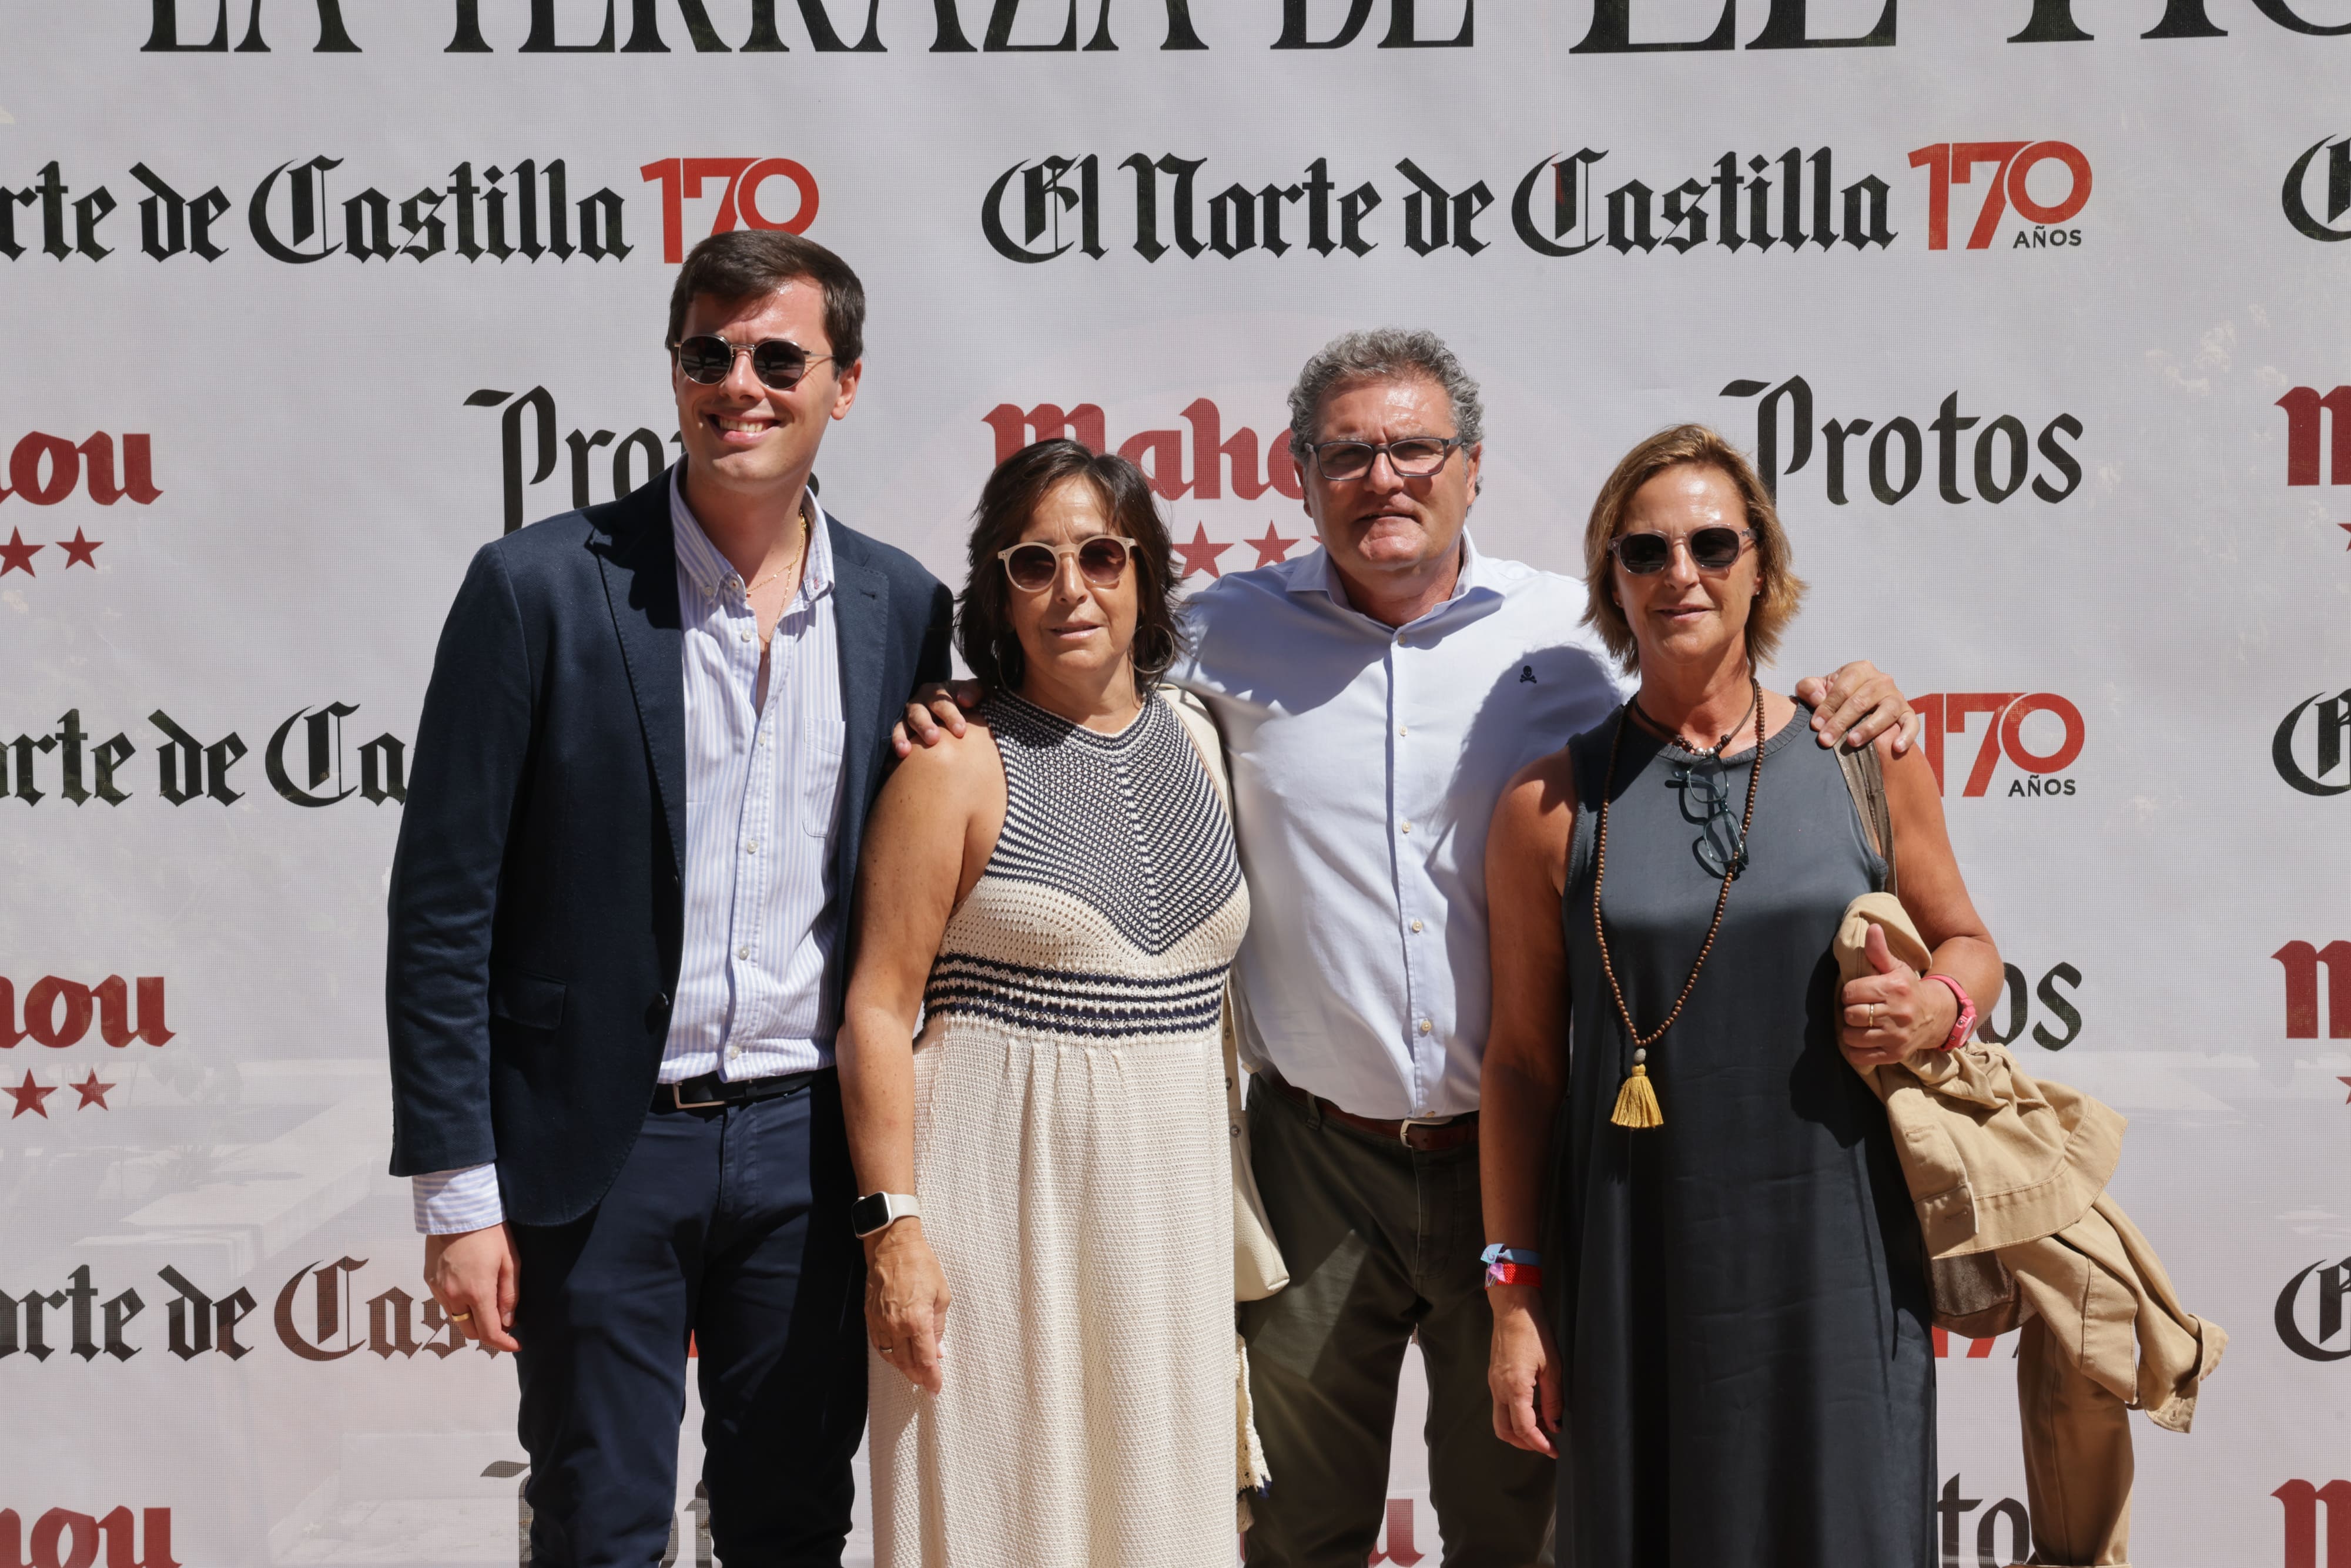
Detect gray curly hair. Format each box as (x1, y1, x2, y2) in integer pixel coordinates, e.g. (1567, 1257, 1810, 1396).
(1285, 328, 1486, 465)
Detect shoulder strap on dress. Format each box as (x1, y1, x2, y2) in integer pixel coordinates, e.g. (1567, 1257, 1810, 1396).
(1835, 739, 1899, 899)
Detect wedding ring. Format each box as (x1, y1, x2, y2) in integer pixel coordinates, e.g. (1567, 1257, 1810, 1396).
(448, 1309, 473, 1322)
(879, 1344, 896, 1355)
(1867, 1003, 1880, 1028)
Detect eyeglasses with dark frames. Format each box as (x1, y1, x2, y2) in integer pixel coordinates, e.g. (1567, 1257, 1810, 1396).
(997, 536, 1136, 592)
(671, 334, 835, 391)
(1308, 436, 1464, 481)
(1607, 527, 1755, 576)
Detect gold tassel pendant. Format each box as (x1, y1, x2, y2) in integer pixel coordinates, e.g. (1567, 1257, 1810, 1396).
(1610, 1048, 1663, 1129)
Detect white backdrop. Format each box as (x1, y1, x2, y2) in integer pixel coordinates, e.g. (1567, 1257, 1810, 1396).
(2, 2, 2348, 1563)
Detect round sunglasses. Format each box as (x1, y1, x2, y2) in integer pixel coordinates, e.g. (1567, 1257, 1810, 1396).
(997, 536, 1135, 592)
(1607, 526, 1754, 575)
(671, 334, 834, 390)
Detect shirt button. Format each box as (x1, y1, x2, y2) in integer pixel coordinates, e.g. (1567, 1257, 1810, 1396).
(739, 629, 752, 644)
(1419, 1019, 1434, 1035)
(1399, 726, 1408, 737)
(745, 840, 759, 854)
(1399, 821, 1412, 835)
(1411, 919, 1425, 933)
(727, 1045, 741, 1059)
(736, 944, 751, 960)
(726, 577, 742, 592)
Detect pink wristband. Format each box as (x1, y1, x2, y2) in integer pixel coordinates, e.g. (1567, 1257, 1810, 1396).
(1925, 974, 1975, 1051)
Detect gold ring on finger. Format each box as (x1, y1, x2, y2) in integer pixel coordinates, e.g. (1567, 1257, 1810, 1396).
(448, 1309, 473, 1321)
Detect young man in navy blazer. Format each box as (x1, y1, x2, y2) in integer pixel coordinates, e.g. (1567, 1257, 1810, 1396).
(386, 230, 952, 1566)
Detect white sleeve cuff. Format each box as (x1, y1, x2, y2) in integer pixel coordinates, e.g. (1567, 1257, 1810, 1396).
(411, 1164, 505, 1234)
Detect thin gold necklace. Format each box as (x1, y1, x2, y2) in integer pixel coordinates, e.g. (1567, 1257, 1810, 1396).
(742, 505, 812, 596)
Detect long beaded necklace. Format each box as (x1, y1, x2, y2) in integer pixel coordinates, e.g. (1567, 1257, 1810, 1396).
(1589, 673, 1765, 1129)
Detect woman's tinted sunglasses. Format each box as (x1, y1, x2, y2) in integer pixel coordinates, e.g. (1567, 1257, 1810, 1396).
(998, 537, 1135, 592)
(1607, 526, 1754, 576)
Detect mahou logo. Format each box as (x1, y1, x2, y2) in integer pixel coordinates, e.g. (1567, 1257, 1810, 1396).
(1914, 692, 2085, 798)
(982, 400, 1312, 579)
(2273, 940, 2349, 1040)
(0, 431, 158, 582)
(1907, 140, 2091, 249)
(2275, 1480, 2351, 1568)
(2273, 689, 2351, 796)
(0, 1507, 176, 1568)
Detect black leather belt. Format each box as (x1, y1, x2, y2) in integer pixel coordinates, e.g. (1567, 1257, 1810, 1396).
(653, 1068, 823, 1113)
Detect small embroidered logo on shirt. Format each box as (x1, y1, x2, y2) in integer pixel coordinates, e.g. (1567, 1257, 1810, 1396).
(1519, 665, 1537, 684)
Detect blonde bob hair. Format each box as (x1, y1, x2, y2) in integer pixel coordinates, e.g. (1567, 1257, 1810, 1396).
(1580, 424, 1808, 676)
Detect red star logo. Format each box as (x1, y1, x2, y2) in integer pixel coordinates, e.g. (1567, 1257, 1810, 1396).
(0, 528, 41, 577)
(8, 1071, 55, 1120)
(71, 1070, 116, 1110)
(1173, 524, 1233, 580)
(1245, 523, 1300, 568)
(56, 530, 102, 568)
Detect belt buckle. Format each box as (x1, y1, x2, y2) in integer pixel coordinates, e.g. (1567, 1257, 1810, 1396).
(671, 1082, 726, 1110)
(1396, 1116, 1449, 1149)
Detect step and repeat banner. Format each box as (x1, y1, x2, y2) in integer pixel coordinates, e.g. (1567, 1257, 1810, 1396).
(3, 1, 2349, 1563)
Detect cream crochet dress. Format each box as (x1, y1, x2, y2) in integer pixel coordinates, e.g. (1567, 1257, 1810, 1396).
(869, 689, 1249, 1567)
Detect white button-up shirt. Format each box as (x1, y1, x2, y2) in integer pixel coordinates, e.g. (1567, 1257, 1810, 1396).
(1171, 535, 1623, 1121)
(411, 473, 847, 1233)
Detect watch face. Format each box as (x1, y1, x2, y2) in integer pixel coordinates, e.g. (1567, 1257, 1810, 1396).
(851, 1193, 888, 1236)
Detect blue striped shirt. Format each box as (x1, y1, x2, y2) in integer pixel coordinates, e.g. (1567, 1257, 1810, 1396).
(412, 471, 847, 1233)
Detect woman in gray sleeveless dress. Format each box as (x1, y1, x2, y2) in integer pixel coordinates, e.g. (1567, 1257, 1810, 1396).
(1477, 425, 2005, 1567)
(837, 441, 1249, 1567)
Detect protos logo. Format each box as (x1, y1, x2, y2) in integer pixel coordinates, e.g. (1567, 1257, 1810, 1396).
(2274, 689, 2351, 796)
(2273, 941, 2349, 1040)
(0, 1508, 176, 1568)
(1908, 141, 2091, 250)
(2276, 1258, 2351, 1362)
(1915, 692, 2085, 798)
(2285, 138, 2351, 243)
(2276, 1480, 2351, 1568)
(639, 158, 816, 264)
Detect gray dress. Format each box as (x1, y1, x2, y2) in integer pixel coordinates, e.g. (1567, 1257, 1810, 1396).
(1556, 706, 1935, 1567)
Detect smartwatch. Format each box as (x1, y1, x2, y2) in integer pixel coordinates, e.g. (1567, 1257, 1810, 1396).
(851, 1191, 922, 1238)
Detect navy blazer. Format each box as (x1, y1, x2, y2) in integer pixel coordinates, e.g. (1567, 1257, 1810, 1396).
(385, 468, 954, 1226)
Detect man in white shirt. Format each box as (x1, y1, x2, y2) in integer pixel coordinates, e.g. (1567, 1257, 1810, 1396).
(905, 329, 1911, 1566)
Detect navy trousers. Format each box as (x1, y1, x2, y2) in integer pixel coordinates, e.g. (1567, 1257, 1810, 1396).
(511, 1073, 866, 1567)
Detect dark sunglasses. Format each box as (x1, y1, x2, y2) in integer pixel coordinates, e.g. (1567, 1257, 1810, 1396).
(671, 334, 834, 390)
(998, 537, 1135, 592)
(1607, 526, 1754, 575)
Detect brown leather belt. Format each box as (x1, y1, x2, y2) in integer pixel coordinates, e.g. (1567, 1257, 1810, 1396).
(1259, 1069, 1478, 1152)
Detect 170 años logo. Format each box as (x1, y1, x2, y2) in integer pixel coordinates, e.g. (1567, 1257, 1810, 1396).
(1906, 140, 2090, 250)
(1915, 692, 2086, 799)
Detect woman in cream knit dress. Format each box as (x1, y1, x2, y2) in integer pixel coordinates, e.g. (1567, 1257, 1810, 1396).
(839, 440, 1248, 1567)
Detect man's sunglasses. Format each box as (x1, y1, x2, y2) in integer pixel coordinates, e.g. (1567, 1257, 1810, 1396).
(998, 537, 1135, 592)
(1309, 436, 1463, 481)
(671, 334, 833, 390)
(1607, 526, 1754, 575)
